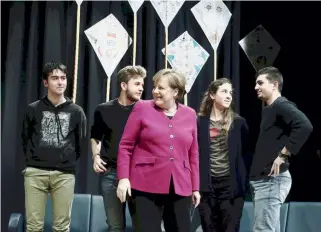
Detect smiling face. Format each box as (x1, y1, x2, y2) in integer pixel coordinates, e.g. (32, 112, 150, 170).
(254, 74, 278, 101)
(210, 82, 233, 110)
(43, 69, 67, 96)
(152, 75, 178, 109)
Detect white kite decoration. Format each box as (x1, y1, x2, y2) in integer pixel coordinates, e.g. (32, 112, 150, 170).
(128, 0, 144, 13)
(162, 31, 210, 94)
(191, 0, 231, 81)
(151, 0, 185, 69)
(85, 14, 132, 101)
(150, 0, 185, 28)
(75, 0, 83, 6)
(191, 0, 231, 50)
(239, 24, 281, 71)
(128, 0, 144, 65)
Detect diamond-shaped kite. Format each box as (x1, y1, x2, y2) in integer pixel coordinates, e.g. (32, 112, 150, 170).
(84, 14, 132, 78)
(239, 24, 281, 71)
(75, 0, 83, 6)
(162, 31, 210, 93)
(150, 0, 185, 28)
(128, 0, 144, 13)
(191, 0, 231, 50)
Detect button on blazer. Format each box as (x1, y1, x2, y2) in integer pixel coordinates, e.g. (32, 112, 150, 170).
(117, 100, 199, 196)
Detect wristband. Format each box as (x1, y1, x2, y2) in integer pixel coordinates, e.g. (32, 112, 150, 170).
(278, 151, 288, 159)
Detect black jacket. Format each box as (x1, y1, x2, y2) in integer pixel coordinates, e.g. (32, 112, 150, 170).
(198, 116, 252, 198)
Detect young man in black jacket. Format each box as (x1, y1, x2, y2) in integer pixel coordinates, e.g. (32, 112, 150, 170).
(250, 67, 313, 232)
(21, 62, 87, 232)
(90, 65, 146, 231)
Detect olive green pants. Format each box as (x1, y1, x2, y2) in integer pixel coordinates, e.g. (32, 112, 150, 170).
(23, 167, 75, 232)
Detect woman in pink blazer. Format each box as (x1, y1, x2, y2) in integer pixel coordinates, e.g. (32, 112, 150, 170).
(116, 69, 200, 232)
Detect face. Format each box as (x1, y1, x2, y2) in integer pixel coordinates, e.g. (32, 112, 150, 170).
(152, 75, 178, 108)
(43, 69, 67, 96)
(254, 74, 277, 100)
(121, 76, 144, 101)
(210, 83, 233, 110)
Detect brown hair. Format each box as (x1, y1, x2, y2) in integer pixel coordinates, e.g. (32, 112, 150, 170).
(117, 65, 147, 84)
(199, 78, 237, 132)
(255, 66, 283, 92)
(152, 69, 186, 100)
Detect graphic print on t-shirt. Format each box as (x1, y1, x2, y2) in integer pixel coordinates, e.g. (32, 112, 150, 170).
(209, 120, 230, 176)
(210, 127, 220, 138)
(39, 111, 71, 147)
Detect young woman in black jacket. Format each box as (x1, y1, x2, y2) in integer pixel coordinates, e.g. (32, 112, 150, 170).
(197, 78, 252, 232)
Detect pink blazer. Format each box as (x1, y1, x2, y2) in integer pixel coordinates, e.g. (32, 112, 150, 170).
(117, 100, 199, 196)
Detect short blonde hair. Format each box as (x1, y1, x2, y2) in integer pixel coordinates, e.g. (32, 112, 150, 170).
(152, 69, 186, 100)
(117, 65, 147, 84)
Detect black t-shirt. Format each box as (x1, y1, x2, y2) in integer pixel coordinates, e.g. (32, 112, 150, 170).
(91, 99, 135, 168)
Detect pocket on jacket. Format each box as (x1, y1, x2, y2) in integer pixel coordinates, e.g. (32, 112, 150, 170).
(134, 156, 156, 166)
(183, 160, 191, 171)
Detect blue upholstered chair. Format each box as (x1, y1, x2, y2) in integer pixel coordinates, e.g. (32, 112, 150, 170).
(44, 194, 91, 232)
(9, 196, 321, 232)
(285, 202, 321, 232)
(239, 201, 289, 232)
(89, 195, 134, 232)
(8, 194, 92, 232)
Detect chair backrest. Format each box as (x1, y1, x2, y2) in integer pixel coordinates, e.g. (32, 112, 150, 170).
(240, 201, 289, 232)
(286, 202, 321, 232)
(89, 195, 134, 232)
(44, 194, 91, 232)
(89, 195, 108, 232)
(190, 207, 202, 232)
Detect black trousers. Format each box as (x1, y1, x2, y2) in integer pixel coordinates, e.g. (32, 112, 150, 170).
(132, 178, 191, 232)
(198, 176, 245, 232)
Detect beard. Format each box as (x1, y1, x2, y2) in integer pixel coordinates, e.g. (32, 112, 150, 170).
(125, 89, 141, 102)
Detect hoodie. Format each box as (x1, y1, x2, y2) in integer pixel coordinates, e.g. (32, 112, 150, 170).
(21, 95, 87, 173)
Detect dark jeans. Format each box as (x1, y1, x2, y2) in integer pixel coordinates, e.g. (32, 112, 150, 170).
(198, 176, 244, 232)
(132, 178, 191, 232)
(100, 168, 136, 232)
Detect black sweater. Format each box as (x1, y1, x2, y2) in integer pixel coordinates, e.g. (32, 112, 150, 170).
(21, 96, 87, 173)
(90, 99, 134, 168)
(250, 96, 313, 180)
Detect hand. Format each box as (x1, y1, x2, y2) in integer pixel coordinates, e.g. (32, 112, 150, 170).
(192, 191, 201, 207)
(268, 156, 286, 176)
(117, 178, 131, 203)
(93, 155, 107, 173)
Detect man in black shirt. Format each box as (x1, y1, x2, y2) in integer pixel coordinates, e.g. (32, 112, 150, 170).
(90, 65, 146, 231)
(250, 67, 313, 232)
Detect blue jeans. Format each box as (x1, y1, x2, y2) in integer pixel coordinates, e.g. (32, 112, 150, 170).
(100, 168, 136, 232)
(250, 171, 292, 232)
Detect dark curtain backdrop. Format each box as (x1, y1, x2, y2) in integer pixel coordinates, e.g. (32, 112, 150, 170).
(2, 1, 321, 230)
(1, 1, 241, 229)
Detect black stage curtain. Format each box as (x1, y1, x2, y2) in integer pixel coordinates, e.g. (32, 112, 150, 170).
(1, 1, 321, 230)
